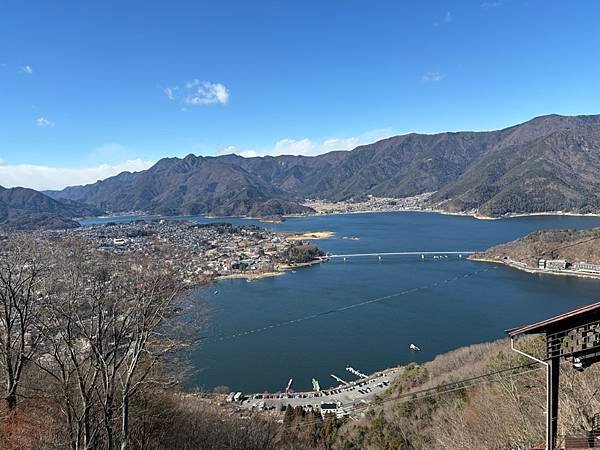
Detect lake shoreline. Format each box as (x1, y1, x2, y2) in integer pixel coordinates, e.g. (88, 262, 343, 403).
(186, 212, 600, 392)
(469, 255, 600, 281)
(285, 231, 335, 240)
(288, 207, 600, 222)
(215, 257, 328, 282)
(83, 207, 600, 226)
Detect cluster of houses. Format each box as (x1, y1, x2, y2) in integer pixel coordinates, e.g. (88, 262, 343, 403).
(304, 193, 433, 215)
(49, 220, 309, 285)
(538, 259, 600, 275)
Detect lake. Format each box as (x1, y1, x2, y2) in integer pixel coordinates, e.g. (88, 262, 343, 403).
(84, 212, 600, 393)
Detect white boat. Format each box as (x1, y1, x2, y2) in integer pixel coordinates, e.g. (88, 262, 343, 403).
(409, 343, 421, 352)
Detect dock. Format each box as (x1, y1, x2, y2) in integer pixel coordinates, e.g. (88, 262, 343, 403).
(330, 373, 349, 385)
(238, 367, 402, 414)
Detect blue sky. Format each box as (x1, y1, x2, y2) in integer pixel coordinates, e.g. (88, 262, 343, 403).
(1, 0, 600, 189)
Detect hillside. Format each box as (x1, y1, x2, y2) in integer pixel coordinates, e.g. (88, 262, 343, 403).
(0, 186, 103, 230)
(46, 114, 600, 218)
(331, 337, 599, 449)
(472, 228, 600, 271)
(276, 336, 600, 449)
(433, 115, 600, 216)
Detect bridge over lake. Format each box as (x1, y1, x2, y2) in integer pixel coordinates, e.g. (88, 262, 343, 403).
(328, 251, 477, 258)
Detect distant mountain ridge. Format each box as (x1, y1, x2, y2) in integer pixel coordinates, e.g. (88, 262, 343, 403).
(0, 186, 103, 230)
(47, 114, 600, 218)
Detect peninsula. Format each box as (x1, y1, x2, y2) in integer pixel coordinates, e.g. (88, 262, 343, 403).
(471, 228, 600, 279)
(35, 220, 326, 285)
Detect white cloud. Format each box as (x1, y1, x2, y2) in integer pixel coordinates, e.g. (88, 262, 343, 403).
(163, 86, 181, 100)
(184, 80, 229, 105)
(164, 87, 175, 100)
(162, 79, 229, 106)
(22, 65, 33, 75)
(0, 159, 155, 191)
(444, 12, 453, 23)
(422, 71, 445, 82)
(36, 117, 55, 127)
(218, 128, 394, 158)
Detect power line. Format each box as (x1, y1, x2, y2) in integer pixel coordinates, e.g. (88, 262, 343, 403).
(199, 232, 599, 408)
(282, 343, 600, 429)
(539, 235, 600, 258)
(281, 363, 545, 429)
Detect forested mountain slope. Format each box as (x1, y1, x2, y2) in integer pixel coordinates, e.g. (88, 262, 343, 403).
(48, 114, 600, 218)
(0, 186, 103, 230)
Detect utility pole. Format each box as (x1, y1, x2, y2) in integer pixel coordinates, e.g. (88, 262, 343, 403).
(507, 302, 600, 450)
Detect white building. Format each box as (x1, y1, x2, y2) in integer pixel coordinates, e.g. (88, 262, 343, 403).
(320, 402, 347, 419)
(545, 260, 568, 271)
(573, 262, 600, 275)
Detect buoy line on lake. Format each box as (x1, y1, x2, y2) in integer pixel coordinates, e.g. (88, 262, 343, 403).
(196, 265, 497, 344)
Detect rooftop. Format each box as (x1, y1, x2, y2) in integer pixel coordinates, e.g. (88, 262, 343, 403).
(506, 301, 600, 337)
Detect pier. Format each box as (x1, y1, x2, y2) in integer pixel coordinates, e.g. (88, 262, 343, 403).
(346, 367, 367, 379)
(238, 367, 401, 413)
(330, 374, 349, 385)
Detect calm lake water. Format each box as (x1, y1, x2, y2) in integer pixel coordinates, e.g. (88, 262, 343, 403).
(83, 212, 600, 393)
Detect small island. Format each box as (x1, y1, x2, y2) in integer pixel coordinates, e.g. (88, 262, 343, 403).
(471, 227, 600, 279)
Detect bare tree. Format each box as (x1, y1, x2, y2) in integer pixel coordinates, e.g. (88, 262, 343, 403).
(54, 256, 181, 450)
(112, 267, 180, 450)
(30, 239, 184, 450)
(1, 235, 212, 450)
(35, 243, 102, 450)
(0, 235, 46, 410)
(128, 390, 281, 450)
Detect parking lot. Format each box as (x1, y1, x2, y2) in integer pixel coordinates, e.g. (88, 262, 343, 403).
(238, 367, 402, 414)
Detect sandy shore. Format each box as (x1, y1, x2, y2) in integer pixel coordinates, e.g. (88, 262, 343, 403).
(491, 211, 600, 219)
(216, 271, 285, 281)
(285, 231, 335, 240)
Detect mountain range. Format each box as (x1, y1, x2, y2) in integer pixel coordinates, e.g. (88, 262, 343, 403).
(4, 113, 600, 230)
(0, 186, 103, 230)
(44, 114, 600, 219)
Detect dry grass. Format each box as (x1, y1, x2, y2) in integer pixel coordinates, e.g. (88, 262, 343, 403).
(338, 336, 600, 450)
(0, 400, 65, 450)
(477, 227, 600, 267)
